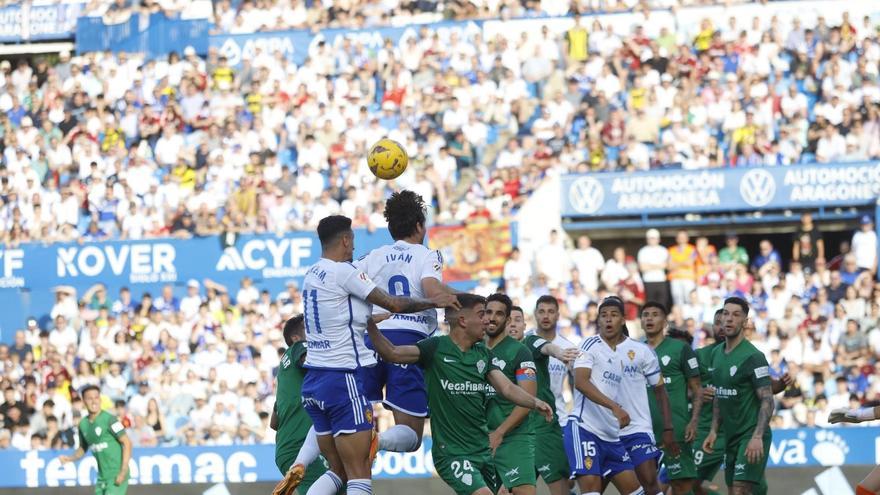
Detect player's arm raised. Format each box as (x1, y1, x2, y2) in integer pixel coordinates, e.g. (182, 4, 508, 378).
(540, 342, 581, 364)
(486, 369, 553, 422)
(366, 315, 421, 364)
(367, 286, 460, 314)
(573, 367, 630, 428)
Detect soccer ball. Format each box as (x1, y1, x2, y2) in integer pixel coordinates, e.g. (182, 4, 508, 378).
(367, 138, 408, 180)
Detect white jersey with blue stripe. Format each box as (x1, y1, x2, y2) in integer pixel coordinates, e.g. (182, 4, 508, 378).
(301, 258, 378, 370)
(354, 240, 443, 337)
(617, 337, 662, 437)
(571, 335, 626, 442)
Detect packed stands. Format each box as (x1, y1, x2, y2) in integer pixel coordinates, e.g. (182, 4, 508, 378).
(0, 0, 878, 452)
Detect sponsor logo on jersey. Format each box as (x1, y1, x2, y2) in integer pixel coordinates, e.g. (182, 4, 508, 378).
(492, 358, 506, 370)
(91, 441, 110, 453)
(602, 370, 623, 384)
(476, 360, 486, 374)
(754, 366, 770, 379)
(110, 422, 124, 434)
(730, 365, 738, 376)
(307, 340, 332, 350)
(439, 379, 488, 394)
(443, 357, 457, 363)
(688, 357, 698, 369)
(532, 338, 547, 348)
(537, 464, 550, 473)
(622, 364, 640, 376)
(627, 350, 635, 361)
(504, 467, 520, 479)
(661, 355, 671, 366)
(715, 386, 738, 397)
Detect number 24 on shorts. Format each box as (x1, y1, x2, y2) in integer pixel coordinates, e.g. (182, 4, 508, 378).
(452, 459, 474, 479)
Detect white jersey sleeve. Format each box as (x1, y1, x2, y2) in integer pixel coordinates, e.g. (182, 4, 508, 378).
(618, 338, 658, 437)
(302, 259, 378, 371)
(359, 240, 442, 337)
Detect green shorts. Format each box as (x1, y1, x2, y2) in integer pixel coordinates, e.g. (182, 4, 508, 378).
(493, 433, 536, 489)
(723, 435, 771, 488)
(278, 455, 331, 494)
(95, 478, 128, 495)
(434, 451, 497, 495)
(661, 440, 697, 481)
(694, 429, 725, 482)
(534, 420, 570, 484)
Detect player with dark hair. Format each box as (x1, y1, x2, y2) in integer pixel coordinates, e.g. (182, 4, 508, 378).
(702, 297, 774, 495)
(693, 309, 726, 495)
(521, 298, 581, 495)
(300, 215, 458, 495)
(59, 385, 132, 495)
(365, 293, 553, 495)
(354, 190, 459, 455)
(272, 315, 335, 495)
(506, 305, 526, 341)
(484, 293, 539, 495)
(565, 297, 645, 495)
(641, 302, 702, 495)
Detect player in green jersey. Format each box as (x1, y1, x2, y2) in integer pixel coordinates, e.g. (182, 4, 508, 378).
(272, 315, 335, 495)
(642, 302, 702, 495)
(693, 309, 726, 495)
(59, 385, 132, 495)
(484, 294, 538, 495)
(365, 293, 554, 495)
(513, 305, 580, 495)
(702, 297, 774, 495)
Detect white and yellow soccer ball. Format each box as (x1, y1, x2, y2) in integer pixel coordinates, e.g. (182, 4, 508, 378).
(367, 138, 408, 180)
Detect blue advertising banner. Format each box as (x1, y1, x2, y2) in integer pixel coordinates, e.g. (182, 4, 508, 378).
(75, 13, 210, 58)
(0, 2, 84, 42)
(0, 228, 392, 341)
(0, 428, 877, 488)
(1, 438, 434, 488)
(211, 20, 483, 68)
(561, 162, 880, 218)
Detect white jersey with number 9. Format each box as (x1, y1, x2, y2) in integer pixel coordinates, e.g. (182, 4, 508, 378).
(355, 240, 444, 337)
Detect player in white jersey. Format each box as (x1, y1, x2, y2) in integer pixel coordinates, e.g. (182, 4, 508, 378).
(527, 296, 577, 424)
(565, 297, 645, 495)
(354, 190, 456, 455)
(616, 325, 676, 495)
(300, 215, 458, 495)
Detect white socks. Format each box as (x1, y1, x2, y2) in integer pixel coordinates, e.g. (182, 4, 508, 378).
(305, 471, 343, 495)
(377, 424, 420, 452)
(294, 426, 321, 467)
(347, 479, 372, 494)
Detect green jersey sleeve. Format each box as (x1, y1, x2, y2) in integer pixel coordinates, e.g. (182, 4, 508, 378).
(107, 414, 126, 440)
(484, 347, 502, 379)
(416, 336, 440, 368)
(513, 345, 537, 384)
(525, 335, 550, 360)
(291, 342, 307, 369)
(681, 344, 701, 380)
(746, 352, 772, 390)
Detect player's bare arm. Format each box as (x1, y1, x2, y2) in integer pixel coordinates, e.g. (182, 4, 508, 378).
(685, 376, 702, 442)
(270, 405, 278, 430)
(366, 316, 421, 364)
(486, 369, 553, 422)
(421, 276, 461, 297)
(367, 287, 460, 314)
(703, 396, 721, 454)
(573, 367, 630, 428)
(770, 373, 793, 394)
(488, 374, 537, 454)
(653, 380, 681, 456)
(542, 343, 581, 364)
(745, 384, 774, 464)
(59, 447, 86, 464)
(829, 405, 880, 424)
(116, 434, 132, 485)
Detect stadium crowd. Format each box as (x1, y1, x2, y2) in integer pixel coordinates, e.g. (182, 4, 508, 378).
(0, 1, 878, 453)
(0, 8, 878, 246)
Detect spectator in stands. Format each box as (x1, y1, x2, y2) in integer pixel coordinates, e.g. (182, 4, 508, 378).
(852, 215, 878, 275)
(638, 228, 669, 309)
(668, 230, 697, 309)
